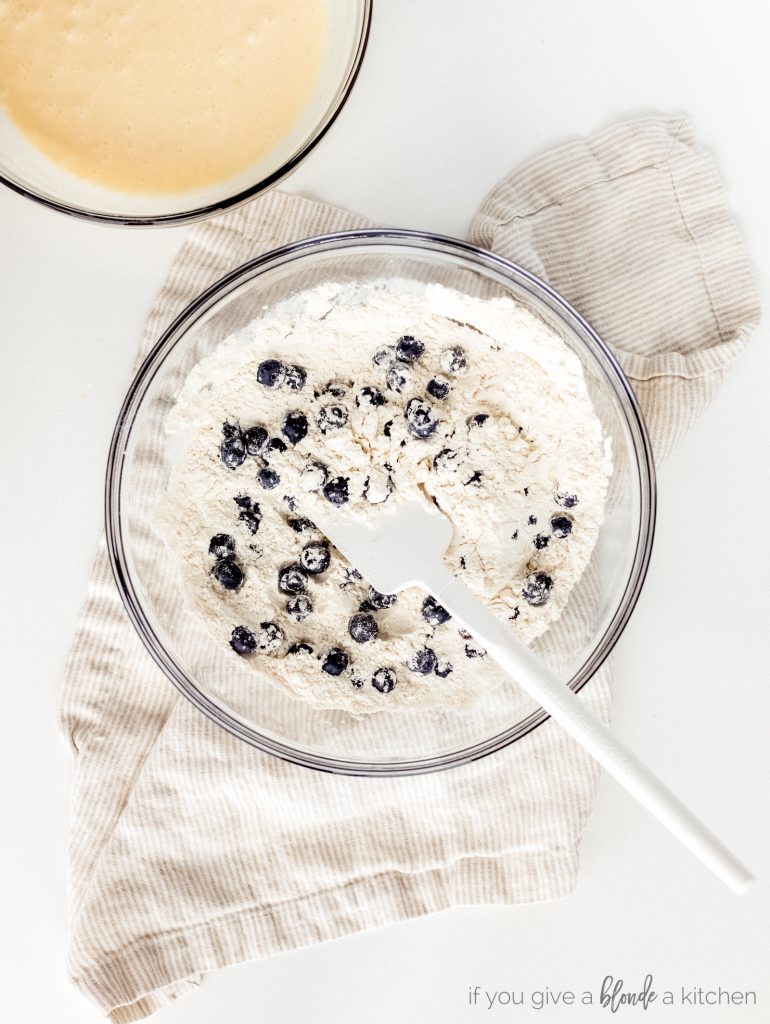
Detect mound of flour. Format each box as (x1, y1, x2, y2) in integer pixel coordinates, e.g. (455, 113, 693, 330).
(157, 280, 611, 713)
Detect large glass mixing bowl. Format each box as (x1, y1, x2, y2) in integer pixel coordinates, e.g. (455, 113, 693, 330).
(105, 230, 656, 774)
(0, 1, 371, 226)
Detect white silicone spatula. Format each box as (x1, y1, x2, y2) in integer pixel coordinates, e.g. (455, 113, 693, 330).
(312, 496, 753, 894)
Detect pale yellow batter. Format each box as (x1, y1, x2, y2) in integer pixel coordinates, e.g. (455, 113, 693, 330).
(0, 0, 326, 194)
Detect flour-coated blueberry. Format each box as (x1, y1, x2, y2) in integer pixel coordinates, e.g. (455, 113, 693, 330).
(229, 626, 257, 655)
(322, 648, 349, 676)
(278, 563, 307, 594)
(421, 595, 451, 625)
(426, 377, 450, 401)
(259, 467, 280, 490)
(323, 476, 349, 505)
(301, 541, 330, 575)
(256, 359, 286, 388)
(285, 364, 307, 391)
(256, 621, 284, 652)
(395, 335, 424, 363)
(286, 595, 313, 621)
(220, 434, 247, 470)
(372, 667, 397, 693)
(404, 397, 439, 438)
(209, 534, 235, 559)
(407, 647, 438, 674)
(212, 558, 244, 590)
(522, 571, 553, 606)
(281, 411, 308, 445)
(368, 586, 397, 609)
(551, 514, 573, 538)
(440, 346, 467, 374)
(348, 613, 379, 644)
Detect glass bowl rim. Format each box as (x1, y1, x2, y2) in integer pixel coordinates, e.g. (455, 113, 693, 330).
(105, 228, 657, 775)
(0, 1, 372, 227)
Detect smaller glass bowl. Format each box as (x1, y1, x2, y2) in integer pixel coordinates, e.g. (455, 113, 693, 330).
(106, 230, 656, 775)
(0, 1, 371, 226)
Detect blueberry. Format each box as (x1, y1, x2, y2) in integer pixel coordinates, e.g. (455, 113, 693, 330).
(407, 647, 438, 675)
(356, 386, 387, 407)
(209, 533, 235, 559)
(288, 517, 317, 533)
(288, 641, 313, 655)
(348, 613, 379, 644)
(395, 335, 424, 363)
(322, 647, 349, 676)
(372, 345, 396, 368)
(233, 495, 261, 530)
(286, 594, 313, 621)
(386, 362, 414, 394)
(421, 595, 451, 625)
(434, 660, 453, 678)
(433, 448, 459, 472)
(372, 667, 397, 693)
(363, 471, 393, 505)
(212, 558, 244, 590)
(243, 425, 268, 457)
(317, 405, 348, 432)
(299, 461, 327, 492)
(222, 420, 242, 440)
(237, 506, 261, 535)
(522, 571, 553, 606)
(323, 380, 347, 399)
(440, 346, 467, 374)
(229, 626, 257, 656)
(278, 563, 307, 594)
(256, 621, 284, 652)
(358, 600, 376, 612)
(301, 541, 330, 575)
(551, 514, 573, 537)
(404, 397, 439, 439)
(533, 533, 550, 549)
(555, 491, 579, 509)
(259, 467, 280, 490)
(220, 434, 247, 470)
(256, 359, 285, 388)
(467, 413, 488, 428)
(262, 437, 287, 461)
(464, 642, 486, 659)
(323, 476, 349, 505)
(426, 377, 450, 401)
(281, 411, 308, 446)
(368, 586, 397, 609)
(285, 364, 307, 391)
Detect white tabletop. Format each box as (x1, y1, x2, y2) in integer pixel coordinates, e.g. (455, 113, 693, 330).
(1, 1, 769, 1021)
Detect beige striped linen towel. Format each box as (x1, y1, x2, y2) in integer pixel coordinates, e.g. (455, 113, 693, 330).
(59, 115, 760, 1022)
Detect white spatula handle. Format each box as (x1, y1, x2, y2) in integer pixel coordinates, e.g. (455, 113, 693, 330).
(429, 568, 753, 895)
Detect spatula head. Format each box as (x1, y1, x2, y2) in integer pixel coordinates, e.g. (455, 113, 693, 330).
(311, 497, 453, 595)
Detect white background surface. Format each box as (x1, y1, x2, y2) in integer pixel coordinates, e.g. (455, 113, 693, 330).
(1, 1, 769, 1021)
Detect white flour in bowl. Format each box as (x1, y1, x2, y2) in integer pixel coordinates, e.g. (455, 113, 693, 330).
(157, 280, 611, 713)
